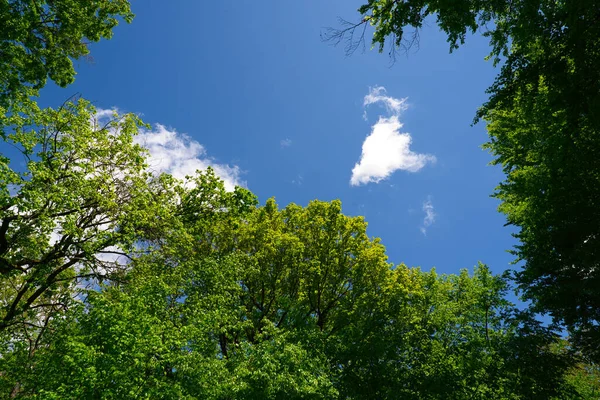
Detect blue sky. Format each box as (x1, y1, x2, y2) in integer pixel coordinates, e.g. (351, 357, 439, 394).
(39, 0, 518, 277)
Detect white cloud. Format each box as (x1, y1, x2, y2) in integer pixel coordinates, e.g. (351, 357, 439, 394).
(420, 197, 436, 235)
(280, 138, 292, 148)
(363, 86, 408, 115)
(96, 109, 245, 191)
(94, 108, 117, 120)
(136, 124, 244, 191)
(350, 87, 435, 186)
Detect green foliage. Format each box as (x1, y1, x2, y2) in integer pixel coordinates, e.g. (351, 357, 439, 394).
(0, 162, 586, 398)
(0, 99, 159, 344)
(565, 357, 600, 400)
(0, 3, 597, 393)
(481, 0, 600, 359)
(0, 103, 588, 394)
(337, 264, 576, 399)
(483, 74, 600, 360)
(0, 0, 133, 106)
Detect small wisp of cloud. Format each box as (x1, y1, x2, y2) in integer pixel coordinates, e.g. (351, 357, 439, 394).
(420, 197, 436, 235)
(292, 174, 303, 186)
(350, 86, 436, 186)
(363, 86, 408, 115)
(280, 138, 292, 148)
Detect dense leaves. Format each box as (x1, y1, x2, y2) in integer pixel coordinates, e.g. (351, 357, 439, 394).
(0, 99, 174, 366)
(0, 103, 595, 397)
(0, 150, 593, 397)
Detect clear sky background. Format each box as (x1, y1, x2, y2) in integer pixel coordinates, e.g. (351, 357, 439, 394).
(39, 0, 519, 277)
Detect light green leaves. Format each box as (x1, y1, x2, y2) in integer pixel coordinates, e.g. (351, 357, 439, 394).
(0, 99, 157, 343)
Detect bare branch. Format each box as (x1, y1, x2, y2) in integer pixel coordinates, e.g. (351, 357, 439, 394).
(321, 17, 370, 56)
(323, 7, 425, 62)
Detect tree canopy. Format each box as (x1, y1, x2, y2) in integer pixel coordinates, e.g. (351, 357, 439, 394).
(0, 0, 599, 398)
(0, 146, 591, 396)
